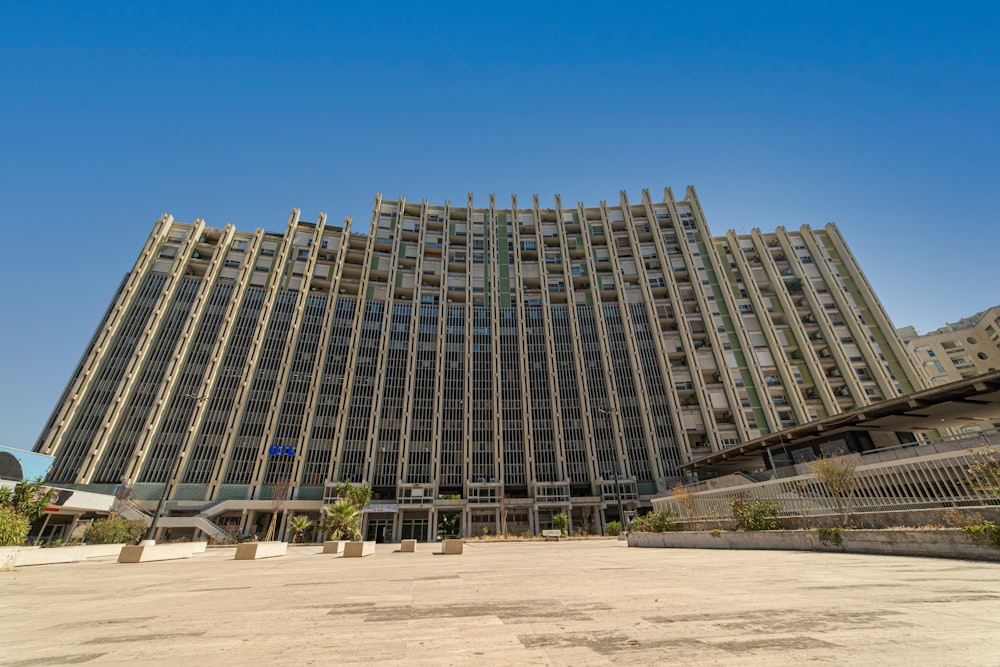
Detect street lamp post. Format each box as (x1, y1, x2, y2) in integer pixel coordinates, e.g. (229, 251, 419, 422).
(143, 393, 208, 543)
(595, 405, 630, 539)
(604, 470, 628, 540)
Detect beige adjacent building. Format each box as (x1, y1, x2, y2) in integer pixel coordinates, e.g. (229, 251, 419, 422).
(33, 186, 926, 541)
(899, 306, 1000, 385)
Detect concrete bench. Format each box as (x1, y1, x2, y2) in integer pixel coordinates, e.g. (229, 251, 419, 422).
(343, 541, 376, 558)
(118, 541, 208, 563)
(235, 541, 287, 560)
(400, 539, 416, 553)
(542, 530, 562, 541)
(441, 539, 463, 555)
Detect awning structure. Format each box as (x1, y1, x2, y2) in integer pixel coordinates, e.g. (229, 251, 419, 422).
(681, 370, 1000, 476)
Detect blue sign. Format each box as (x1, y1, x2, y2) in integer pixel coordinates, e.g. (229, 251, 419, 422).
(268, 444, 296, 457)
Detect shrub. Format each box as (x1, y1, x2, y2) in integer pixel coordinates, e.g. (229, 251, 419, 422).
(0, 505, 30, 546)
(552, 512, 569, 536)
(817, 526, 844, 546)
(731, 497, 781, 531)
(605, 520, 622, 536)
(962, 521, 1000, 549)
(630, 509, 679, 533)
(810, 454, 858, 527)
(84, 517, 147, 545)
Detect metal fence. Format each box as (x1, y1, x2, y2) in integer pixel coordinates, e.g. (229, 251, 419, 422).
(653, 440, 1000, 523)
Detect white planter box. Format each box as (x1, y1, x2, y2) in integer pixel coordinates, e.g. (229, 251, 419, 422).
(322, 540, 348, 554)
(118, 541, 207, 563)
(343, 541, 376, 557)
(235, 541, 288, 560)
(441, 539, 463, 555)
(400, 539, 416, 552)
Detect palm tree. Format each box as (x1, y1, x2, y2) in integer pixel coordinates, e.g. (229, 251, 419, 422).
(288, 514, 314, 544)
(321, 499, 362, 541)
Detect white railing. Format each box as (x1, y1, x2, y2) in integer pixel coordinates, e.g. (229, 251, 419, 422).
(655, 442, 999, 523)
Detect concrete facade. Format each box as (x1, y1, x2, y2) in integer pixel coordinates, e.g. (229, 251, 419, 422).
(34, 186, 925, 541)
(899, 305, 1000, 386)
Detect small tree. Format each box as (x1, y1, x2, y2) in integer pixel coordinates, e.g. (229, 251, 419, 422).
(263, 477, 291, 542)
(0, 478, 57, 546)
(320, 483, 372, 541)
(968, 448, 1000, 497)
(630, 509, 679, 533)
(671, 484, 697, 520)
(0, 478, 57, 523)
(810, 455, 858, 527)
(552, 512, 569, 536)
(0, 506, 30, 547)
(579, 506, 596, 536)
(731, 497, 781, 531)
(288, 514, 314, 544)
(322, 501, 360, 540)
(84, 517, 147, 545)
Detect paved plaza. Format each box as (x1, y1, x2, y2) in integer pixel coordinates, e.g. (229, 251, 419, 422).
(2, 539, 999, 666)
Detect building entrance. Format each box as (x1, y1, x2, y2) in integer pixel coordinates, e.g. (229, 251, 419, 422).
(365, 517, 393, 543)
(400, 516, 429, 541)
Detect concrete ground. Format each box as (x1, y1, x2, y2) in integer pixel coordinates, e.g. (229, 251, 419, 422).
(1, 539, 998, 666)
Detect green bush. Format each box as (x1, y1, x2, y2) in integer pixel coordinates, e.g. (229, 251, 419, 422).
(0, 478, 57, 523)
(0, 505, 30, 546)
(552, 512, 569, 536)
(962, 521, 1000, 549)
(84, 517, 147, 545)
(731, 497, 781, 531)
(817, 526, 844, 546)
(605, 520, 622, 536)
(630, 509, 679, 533)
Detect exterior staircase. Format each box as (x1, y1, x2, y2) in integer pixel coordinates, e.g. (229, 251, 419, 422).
(117, 499, 231, 543)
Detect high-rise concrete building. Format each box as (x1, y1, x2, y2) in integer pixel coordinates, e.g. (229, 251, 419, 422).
(34, 186, 926, 540)
(898, 306, 1000, 386)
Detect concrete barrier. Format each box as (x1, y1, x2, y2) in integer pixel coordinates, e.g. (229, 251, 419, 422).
(84, 544, 126, 559)
(322, 540, 347, 554)
(400, 539, 416, 552)
(0, 547, 17, 572)
(15, 546, 89, 567)
(1, 544, 126, 570)
(118, 541, 208, 563)
(441, 539, 463, 555)
(343, 541, 376, 558)
(235, 541, 287, 560)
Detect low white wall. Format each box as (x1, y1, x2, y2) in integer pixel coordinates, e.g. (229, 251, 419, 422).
(627, 529, 1000, 562)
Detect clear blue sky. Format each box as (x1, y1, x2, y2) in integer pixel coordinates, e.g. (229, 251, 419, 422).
(1, 2, 998, 449)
